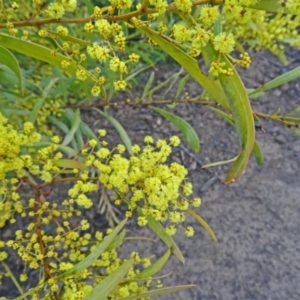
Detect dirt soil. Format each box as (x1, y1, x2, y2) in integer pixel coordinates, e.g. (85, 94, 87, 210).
(92, 48, 300, 300)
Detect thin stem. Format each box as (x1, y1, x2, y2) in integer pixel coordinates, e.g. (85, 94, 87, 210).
(124, 236, 156, 242)
(2, 262, 26, 298)
(66, 98, 214, 109)
(0, 0, 221, 29)
(35, 192, 60, 300)
(254, 110, 300, 128)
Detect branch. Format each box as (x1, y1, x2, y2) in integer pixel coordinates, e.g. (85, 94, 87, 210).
(65, 98, 214, 109)
(0, 0, 220, 29)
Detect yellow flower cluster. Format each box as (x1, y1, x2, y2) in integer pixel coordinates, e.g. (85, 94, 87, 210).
(70, 132, 200, 237)
(0, 113, 41, 180)
(223, 1, 300, 56)
(45, 0, 77, 19)
(208, 61, 233, 77)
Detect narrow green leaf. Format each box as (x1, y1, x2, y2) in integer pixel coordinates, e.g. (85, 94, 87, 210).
(247, 88, 264, 99)
(106, 229, 126, 251)
(56, 218, 128, 280)
(207, 106, 234, 126)
(79, 121, 101, 150)
(217, 54, 255, 184)
(125, 64, 153, 82)
(175, 73, 189, 99)
(249, 0, 299, 14)
(141, 71, 155, 99)
(83, 258, 134, 300)
(52, 159, 86, 170)
(187, 209, 217, 242)
(118, 285, 196, 300)
(208, 106, 263, 166)
(83, 0, 94, 14)
(290, 128, 300, 137)
(151, 106, 200, 153)
(29, 77, 58, 124)
(62, 109, 82, 146)
(75, 128, 85, 150)
(249, 66, 300, 98)
(202, 45, 255, 184)
(202, 156, 237, 169)
(2, 108, 31, 116)
(48, 115, 70, 134)
(162, 68, 183, 97)
(285, 105, 300, 117)
(253, 141, 263, 166)
(270, 108, 281, 116)
(0, 33, 105, 96)
(30, 142, 77, 156)
(282, 116, 300, 123)
(137, 208, 184, 264)
(134, 249, 171, 280)
(46, 30, 91, 47)
(135, 25, 230, 111)
(213, 6, 223, 35)
(94, 108, 133, 155)
(202, 43, 255, 182)
(147, 72, 177, 100)
(0, 46, 23, 92)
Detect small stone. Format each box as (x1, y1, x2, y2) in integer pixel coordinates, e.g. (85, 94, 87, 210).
(274, 135, 287, 144)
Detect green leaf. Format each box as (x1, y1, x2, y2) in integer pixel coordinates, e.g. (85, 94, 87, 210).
(48, 115, 70, 134)
(141, 71, 155, 100)
(134, 249, 171, 280)
(248, 66, 300, 98)
(213, 52, 255, 184)
(137, 207, 184, 264)
(249, 0, 300, 14)
(285, 105, 300, 117)
(162, 68, 183, 98)
(187, 209, 217, 242)
(151, 106, 200, 153)
(117, 285, 196, 300)
(46, 30, 91, 47)
(56, 218, 128, 280)
(208, 106, 263, 167)
(79, 121, 101, 150)
(213, 6, 223, 35)
(201, 156, 237, 169)
(94, 108, 133, 155)
(0, 46, 23, 92)
(30, 142, 78, 156)
(207, 106, 234, 126)
(52, 159, 86, 170)
(83, 258, 134, 300)
(29, 77, 58, 124)
(0, 33, 105, 97)
(106, 229, 126, 251)
(75, 128, 85, 150)
(175, 73, 189, 99)
(253, 141, 264, 166)
(202, 43, 255, 183)
(147, 71, 178, 100)
(135, 25, 230, 111)
(62, 109, 82, 146)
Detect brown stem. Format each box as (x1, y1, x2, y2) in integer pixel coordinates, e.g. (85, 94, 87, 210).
(254, 111, 300, 128)
(0, 0, 222, 29)
(35, 191, 60, 300)
(65, 98, 214, 109)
